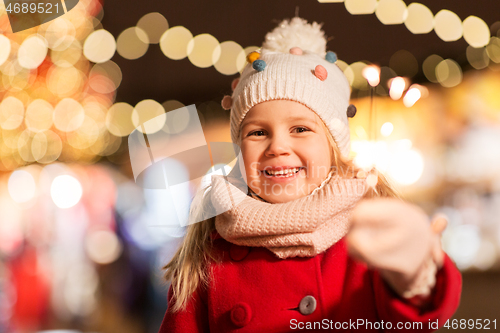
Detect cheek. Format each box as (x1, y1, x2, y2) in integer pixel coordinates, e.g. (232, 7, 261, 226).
(241, 144, 259, 173)
(302, 139, 331, 172)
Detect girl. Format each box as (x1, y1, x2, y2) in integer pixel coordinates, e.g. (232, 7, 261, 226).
(159, 17, 461, 332)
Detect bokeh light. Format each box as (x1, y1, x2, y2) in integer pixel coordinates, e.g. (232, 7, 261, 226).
(434, 10, 463, 42)
(486, 37, 500, 63)
(0, 34, 11, 66)
(53, 98, 85, 132)
(344, 0, 377, 15)
(403, 87, 421, 107)
(163, 105, 190, 134)
(466, 46, 490, 70)
(404, 3, 433, 34)
(116, 27, 149, 60)
(462, 16, 490, 48)
(66, 116, 100, 150)
(132, 99, 166, 134)
(388, 76, 406, 100)
(387, 148, 424, 185)
(25, 99, 54, 132)
(18, 129, 37, 162)
(213, 41, 246, 75)
(44, 17, 76, 51)
(18, 35, 48, 69)
(106, 102, 136, 137)
(162, 100, 185, 113)
(89, 60, 122, 94)
(375, 0, 407, 25)
(83, 29, 116, 63)
(187, 34, 220, 68)
(33, 130, 63, 163)
(8, 170, 36, 203)
(137, 12, 169, 44)
(159, 26, 193, 60)
(344, 61, 368, 90)
(50, 39, 82, 68)
(0, 96, 24, 130)
(85, 230, 122, 264)
(50, 175, 83, 209)
(47, 66, 83, 97)
(362, 65, 380, 86)
(389, 50, 418, 78)
(380, 122, 394, 137)
(422, 54, 443, 83)
(436, 59, 463, 88)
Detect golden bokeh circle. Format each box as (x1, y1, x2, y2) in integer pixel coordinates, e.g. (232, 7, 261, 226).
(25, 99, 54, 132)
(106, 102, 136, 137)
(187, 34, 220, 68)
(436, 59, 463, 88)
(33, 130, 62, 163)
(463, 16, 490, 48)
(116, 27, 149, 60)
(83, 29, 116, 63)
(50, 39, 82, 67)
(486, 37, 500, 63)
(375, 0, 407, 25)
(434, 10, 463, 42)
(0, 35, 11, 67)
(160, 26, 193, 60)
(89, 60, 122, 94)
(404, 3, 434, 34)
(214, 41, 245, 75)
(132, 99, 166, 134)
(47, 65, 83, 97)
(137, 12, 169, 44)
(53, 98, 85, 132)
(0, 96, 25, 130)
(18, 35, 48, 69)
(345, 0, 377, 15)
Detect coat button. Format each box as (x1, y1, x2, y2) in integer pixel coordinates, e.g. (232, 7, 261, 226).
(230, 302, 252, 327)
(229, 244, 250, 261)
(299, 295, 317, 315)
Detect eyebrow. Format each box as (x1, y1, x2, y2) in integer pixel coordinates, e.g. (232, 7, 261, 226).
(241, 116, 317, 128)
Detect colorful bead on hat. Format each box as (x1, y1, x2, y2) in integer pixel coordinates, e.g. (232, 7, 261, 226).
(325, 51, 337, 63)
(314, 65, 328, 81)
(246, 51, 260, 64)
(252, 59, 266, 72)
(289, 47, 303, 55)
(221, 95, 233, 110)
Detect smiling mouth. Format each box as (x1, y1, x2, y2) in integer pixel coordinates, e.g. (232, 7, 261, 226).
(262, 167, 304, 178)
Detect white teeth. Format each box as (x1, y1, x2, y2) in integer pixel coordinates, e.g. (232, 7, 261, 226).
(265, 167, 301, 176)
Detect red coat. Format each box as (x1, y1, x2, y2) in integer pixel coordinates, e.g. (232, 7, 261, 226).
(159, 230, 462, 332)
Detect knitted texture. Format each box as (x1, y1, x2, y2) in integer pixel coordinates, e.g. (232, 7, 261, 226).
(229, 18, 352, 159)
(210, 174, 368, 259)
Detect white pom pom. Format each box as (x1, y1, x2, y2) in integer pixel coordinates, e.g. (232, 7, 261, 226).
(261, 17, 327, 56)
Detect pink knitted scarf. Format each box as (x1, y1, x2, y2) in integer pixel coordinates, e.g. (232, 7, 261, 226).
(210, 174, 368, 259)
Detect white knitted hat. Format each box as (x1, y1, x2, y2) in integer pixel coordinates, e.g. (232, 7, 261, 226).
(222, 17, 356, 159)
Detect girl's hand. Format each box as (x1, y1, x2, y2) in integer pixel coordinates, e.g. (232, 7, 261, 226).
(346, 198, 447, 299)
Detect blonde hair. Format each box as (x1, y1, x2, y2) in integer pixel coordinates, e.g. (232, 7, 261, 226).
(162, 119, 401, 313)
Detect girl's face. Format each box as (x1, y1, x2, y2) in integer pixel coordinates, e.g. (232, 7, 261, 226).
(239, 100, 332, 203)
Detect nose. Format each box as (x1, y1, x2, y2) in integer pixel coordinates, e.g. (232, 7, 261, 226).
(264, 134, 291, 157)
